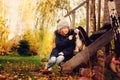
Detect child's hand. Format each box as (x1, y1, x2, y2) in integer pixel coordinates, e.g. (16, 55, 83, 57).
(68, 35, 73, 40)
(58, 52, 64, 56)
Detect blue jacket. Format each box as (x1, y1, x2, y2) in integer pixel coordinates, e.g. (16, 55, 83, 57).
(50, 29, 75, 61)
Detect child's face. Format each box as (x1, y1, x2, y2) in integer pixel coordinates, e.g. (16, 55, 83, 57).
(60, 26, 69, 35)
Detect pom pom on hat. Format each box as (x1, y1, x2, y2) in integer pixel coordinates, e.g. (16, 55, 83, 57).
(57, 19, 69, 30)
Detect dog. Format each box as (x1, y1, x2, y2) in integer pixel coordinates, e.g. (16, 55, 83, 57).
(74, 26, 90, 54)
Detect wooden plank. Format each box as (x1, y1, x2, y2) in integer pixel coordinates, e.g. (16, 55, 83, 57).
(86, 0, 89, 35)
(98, 0, 101, 30)
(64, 0, 87, 17)
(103, 0, 110, 23)
(57, 0, 87, 23)
(61, 29, 114, 73)
(71, 11, 75, 28)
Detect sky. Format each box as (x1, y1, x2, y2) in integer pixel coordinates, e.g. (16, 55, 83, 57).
(2, 0, 36, 40)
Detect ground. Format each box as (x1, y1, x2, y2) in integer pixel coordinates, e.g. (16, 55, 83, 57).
(0, 54, 119, 80)
(0, 54, 80, 80)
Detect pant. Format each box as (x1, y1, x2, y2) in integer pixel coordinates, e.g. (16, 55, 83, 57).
(45, 56, 64, 69)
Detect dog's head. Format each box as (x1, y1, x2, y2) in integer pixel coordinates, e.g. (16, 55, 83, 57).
(74, 28, 79, 34)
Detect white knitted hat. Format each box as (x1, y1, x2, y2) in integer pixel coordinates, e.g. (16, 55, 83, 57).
(57, 19, 69, 30)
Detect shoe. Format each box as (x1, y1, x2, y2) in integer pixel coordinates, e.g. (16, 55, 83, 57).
(48, 67, 53, 71)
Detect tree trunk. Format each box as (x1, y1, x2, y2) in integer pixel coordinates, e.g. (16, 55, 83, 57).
(89, 0, 96, 36)
(61, 29, 114, 73)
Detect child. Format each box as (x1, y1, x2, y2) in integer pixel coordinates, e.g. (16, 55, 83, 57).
(43, 19, 75, 73)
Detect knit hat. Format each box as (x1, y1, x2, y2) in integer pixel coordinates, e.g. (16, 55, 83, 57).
(57, 19, 69, 30)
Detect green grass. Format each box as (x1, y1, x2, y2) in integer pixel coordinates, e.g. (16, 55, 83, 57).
(0, 54, 47, 79)
(0, 54, 42, 67)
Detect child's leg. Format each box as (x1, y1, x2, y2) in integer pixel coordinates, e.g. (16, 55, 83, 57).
(45, 56, 57, 69)
(56, 55, 65, 64)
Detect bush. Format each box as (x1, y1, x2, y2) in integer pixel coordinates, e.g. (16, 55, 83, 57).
(17, 40, 30, 56)
(23, 30, 39, 55)
(10, 44, 18, 52)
